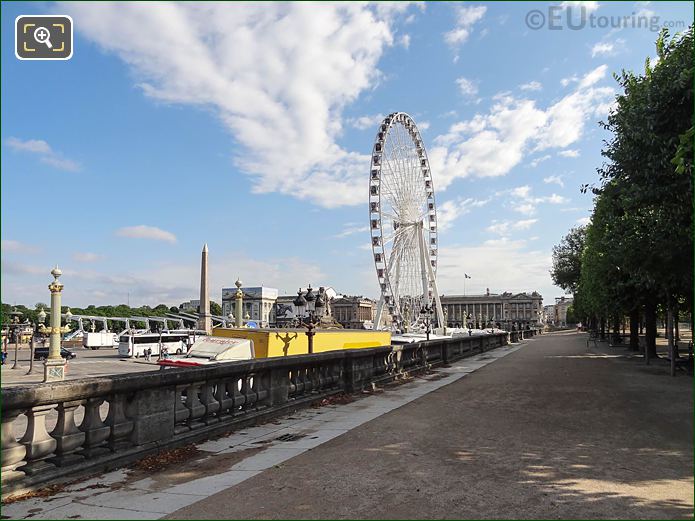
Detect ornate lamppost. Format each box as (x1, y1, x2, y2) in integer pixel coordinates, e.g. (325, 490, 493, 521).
(443, 307, 448, 336)
(294, 285, 324, 354)
(420, 303, 433, 341)
(38, 266, 71, 382)
(234, 279, 243, 328)
(8, 308, 24, 369)
(26, 307, 47, 375)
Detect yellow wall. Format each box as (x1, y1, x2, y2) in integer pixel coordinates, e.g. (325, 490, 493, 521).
(212, 328, 391, 358)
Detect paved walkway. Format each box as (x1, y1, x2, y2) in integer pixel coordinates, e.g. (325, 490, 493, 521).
(3, 333, 693, 519)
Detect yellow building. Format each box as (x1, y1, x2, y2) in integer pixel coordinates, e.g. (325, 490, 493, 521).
(213, 328, 391, 359)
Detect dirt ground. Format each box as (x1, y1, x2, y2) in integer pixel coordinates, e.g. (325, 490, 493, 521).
(169, 331, 693, 520)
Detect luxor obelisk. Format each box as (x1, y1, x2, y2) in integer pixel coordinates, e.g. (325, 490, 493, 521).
(199, 243, 212, 334)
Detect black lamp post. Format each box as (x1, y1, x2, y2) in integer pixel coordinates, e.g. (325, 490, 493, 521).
(420, 303, 433, 341)
(8, 308, 24, 369)
(294, 285, 325, 354)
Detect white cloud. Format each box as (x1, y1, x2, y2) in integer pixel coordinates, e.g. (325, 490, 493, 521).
(63, 3, 418, 208)
(444, 5, 486, 60)
(437, 197, 490, 231)
(504, 185, 569, 215)
(530, 154, 551, 167)
(511, 186, 532, 198)
(559, 1, 601, 14)
(543, 175, 565, 188)
(576, 216, 591, 225)
(399, 34, 411, 49)
(1, 240, 40, 254)
(335, 223, 370, 238)
(5, 137, 52, 154)
(418, 121, 430, 131)
(438, 240, 552, 298)
(591, 38, 625, 58)
(591, 42, 614, 57)
(429, 65, 613, 191)
(558, 149, 580, 157)
(519, 81, 542, 91)
(73, 252, 104, 263)
(561, 75, 579, 87)
(348, 114, 385, 131)
(456, 77, 479, 97)
(486, 219, 538, 236)
(116, 225, 177, 243)
(5, 137, 81, 172)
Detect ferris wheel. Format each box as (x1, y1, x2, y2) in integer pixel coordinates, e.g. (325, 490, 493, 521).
(369, 112, 444, 331)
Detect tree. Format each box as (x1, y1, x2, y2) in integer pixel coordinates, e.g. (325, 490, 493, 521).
(551, 226, 586, 294)
(567, 26, 693, 357)
(210, 301, 222, 316)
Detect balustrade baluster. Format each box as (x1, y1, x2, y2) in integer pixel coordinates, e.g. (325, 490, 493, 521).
(50, 400, 85, 466)
(232, 377, 247, 415)
(19, 405, 57, 475)
(244, 374, 258, 410)
(174, 385, 191, 434)
(2, 409, 27, 482)
(201, 382, 220, 425)
(216, 379, 234, 418)
(79, 397, 110, 458)
(185, 383, 206, 429)
(106, 395, 134, 452)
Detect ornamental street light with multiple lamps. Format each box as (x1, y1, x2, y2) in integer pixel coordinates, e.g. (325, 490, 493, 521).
(293, 284, 326, 354)
(37, 266, 71, 382)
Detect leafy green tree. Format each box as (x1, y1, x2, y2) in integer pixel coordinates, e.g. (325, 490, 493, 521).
(210, 301, 222, 316)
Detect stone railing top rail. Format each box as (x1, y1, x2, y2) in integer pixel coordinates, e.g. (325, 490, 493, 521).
(2, 346, 395, 409)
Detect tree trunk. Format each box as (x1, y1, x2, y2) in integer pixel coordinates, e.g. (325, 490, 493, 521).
(629, 308, 640, 351)
(599, 317, 606, 340)
(645, 301, 657, 360)
(668, 306, 675, 376)
(612, 316, 620, 345)
(674, 302, 680, 342)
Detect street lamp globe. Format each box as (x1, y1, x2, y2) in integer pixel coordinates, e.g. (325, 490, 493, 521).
(38, 307, 47, 324)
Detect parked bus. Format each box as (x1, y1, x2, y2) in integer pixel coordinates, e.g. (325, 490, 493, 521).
(118, 331, 192, 358)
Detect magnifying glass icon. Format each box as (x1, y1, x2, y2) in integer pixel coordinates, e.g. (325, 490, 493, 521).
(34, 26, 53, 49)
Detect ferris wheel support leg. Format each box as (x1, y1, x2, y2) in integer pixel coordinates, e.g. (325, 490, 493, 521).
(416, 225, 430, 307)
(417, 224, 444, 329)
(375, 297, 385, 330)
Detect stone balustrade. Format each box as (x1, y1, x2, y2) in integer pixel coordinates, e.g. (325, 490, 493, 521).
(1, 331, 535, 498)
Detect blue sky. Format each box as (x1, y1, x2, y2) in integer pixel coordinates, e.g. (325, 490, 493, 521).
(2, 1, 692, 308)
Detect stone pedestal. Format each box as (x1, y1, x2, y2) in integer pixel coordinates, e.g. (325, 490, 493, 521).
(44, 358, 66, 382)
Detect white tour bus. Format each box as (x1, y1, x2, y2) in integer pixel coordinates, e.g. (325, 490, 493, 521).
(118, 331, 192, 358)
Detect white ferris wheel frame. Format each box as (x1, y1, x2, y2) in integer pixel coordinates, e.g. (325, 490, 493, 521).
(368, 112, 444, 331)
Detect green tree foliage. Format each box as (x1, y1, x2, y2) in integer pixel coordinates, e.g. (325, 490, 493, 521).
(551, 226, 586, 294)
(553, 27, 693, 352)
(210, 301, 222, 316)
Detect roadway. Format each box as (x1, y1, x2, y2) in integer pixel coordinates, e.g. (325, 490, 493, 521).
(0, 344, 158, 387)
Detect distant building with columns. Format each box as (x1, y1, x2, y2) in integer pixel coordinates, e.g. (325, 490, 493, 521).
(440, 289, 543, 329)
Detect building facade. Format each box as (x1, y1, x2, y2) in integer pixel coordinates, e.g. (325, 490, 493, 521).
(332, 296, 376, 329)
(440, 289, 543, 329)
(222, 286, 278, 327)
(179, 300, 200, 312)
(553, 296, 573, 326)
